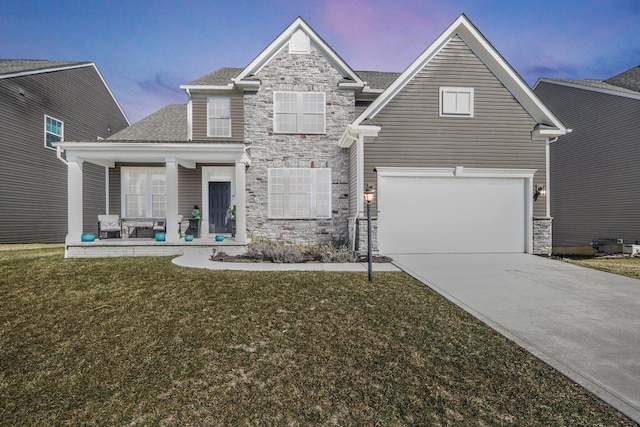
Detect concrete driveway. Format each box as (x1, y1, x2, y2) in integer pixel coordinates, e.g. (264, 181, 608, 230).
(391, 253, 640, 423)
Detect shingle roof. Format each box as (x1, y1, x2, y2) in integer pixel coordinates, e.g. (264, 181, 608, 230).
(185, 67, 400, 91)
(357, 71, 401, 91)
(545, 78, 640, 96)
(605, 65, 640, 92)
(186, 67, 243, 86)
(108, 104, 188, 142)
(0, 59, 90, 77)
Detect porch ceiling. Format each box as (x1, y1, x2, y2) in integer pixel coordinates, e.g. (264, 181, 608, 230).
(56, 142, 250, 168)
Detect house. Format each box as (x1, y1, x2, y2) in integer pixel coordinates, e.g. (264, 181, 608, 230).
(534, 66, 640, 253)
(56, 15, 566, 258)
(0, 60, 129, 243)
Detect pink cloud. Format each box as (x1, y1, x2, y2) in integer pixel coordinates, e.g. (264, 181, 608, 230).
(315, 0, 459, 71)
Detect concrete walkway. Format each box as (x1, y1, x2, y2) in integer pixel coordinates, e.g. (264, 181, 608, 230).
(172, 252, 401, 272)
(391, 253, 640, 424)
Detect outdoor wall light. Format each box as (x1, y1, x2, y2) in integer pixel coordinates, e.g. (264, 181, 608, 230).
(534, 185, 546, 201)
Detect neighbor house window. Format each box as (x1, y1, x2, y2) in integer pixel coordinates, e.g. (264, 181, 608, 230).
(274, 92, 325, 134)
(207, 97, 231, 137)
(268, 168, 331, 218)
(44, 115, 63, 149)
(121, 168, 166, 218)
(439, 87, 474, 117)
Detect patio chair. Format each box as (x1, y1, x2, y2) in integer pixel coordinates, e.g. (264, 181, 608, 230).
(98, 215, 122, 239)
(153, 218, 166, 235)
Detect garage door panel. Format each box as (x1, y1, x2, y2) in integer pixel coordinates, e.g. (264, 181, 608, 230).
(378, 176, 525, 254)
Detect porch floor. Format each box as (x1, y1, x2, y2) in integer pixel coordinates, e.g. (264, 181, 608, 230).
(66, 235, 249, 258)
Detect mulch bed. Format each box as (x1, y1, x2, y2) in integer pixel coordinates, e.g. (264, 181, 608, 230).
(210, 253, 394, 263)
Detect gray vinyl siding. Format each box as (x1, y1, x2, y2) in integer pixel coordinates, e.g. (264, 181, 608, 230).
(191, 93, 244, 141)
(363, 36, 545, 216)
(84, 163, 107, 235)
(535, 81, 640, 247)
(108, 166, 121, 217)
(0, 65, 128, 243)
(178, 165, 202, 217)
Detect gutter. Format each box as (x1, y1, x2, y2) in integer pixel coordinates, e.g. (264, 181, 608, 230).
(56, 145, 68, 165)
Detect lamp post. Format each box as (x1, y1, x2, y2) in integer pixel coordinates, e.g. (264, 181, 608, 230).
(364, 185, 375, 282)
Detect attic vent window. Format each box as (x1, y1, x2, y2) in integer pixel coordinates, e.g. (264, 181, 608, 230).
(289, 29, 310, 54)
(440, 87, 474, 117)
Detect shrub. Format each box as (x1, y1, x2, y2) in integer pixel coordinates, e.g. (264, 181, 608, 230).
(245, 239, 356, 263)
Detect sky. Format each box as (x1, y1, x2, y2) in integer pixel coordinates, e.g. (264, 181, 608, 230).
(1, 0, 638, 124)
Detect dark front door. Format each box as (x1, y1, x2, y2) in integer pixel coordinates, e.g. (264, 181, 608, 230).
(209, 181, 231, 233)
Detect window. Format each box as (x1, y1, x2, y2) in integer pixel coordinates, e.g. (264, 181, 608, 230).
(268, 168, 331, 218)
(207, 97, 231, 137)
(440, 87, 474, 117)
(44, 115, 63, 149)
(274, 92, 325, 134)
(121, 168, 166, 218)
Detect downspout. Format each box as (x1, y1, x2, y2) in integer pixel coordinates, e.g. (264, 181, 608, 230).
(56, 145, 68, 165)
(546, 139, 551, 217)
(343, 130, 359, 251)
(186, 88, 193, 141)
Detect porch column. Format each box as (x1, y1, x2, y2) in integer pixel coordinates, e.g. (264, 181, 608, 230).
(165, 158, 179, 243)
(66, 156, 83, 250)
(235, 161, 247, 243)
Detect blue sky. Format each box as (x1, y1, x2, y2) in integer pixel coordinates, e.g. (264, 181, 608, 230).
(2, 0, 638, 123)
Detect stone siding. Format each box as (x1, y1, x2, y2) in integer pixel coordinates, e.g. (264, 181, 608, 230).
(351, 216, 379, 255)
(533, 216, 553, 255)
(244, 43, 354, 246)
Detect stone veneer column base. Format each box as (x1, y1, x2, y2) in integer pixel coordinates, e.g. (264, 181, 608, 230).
(350, 217, 379, 254)
(533, 216, 553, 255)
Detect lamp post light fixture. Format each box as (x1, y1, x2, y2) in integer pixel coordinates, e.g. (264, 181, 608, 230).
(364, 185, 375, 282)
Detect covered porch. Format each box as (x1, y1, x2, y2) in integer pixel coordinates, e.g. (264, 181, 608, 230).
(65, 234, 248, 258)
(56, 141, 251, 258)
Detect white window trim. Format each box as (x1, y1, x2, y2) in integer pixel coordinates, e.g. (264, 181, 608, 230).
(207, 96, 231, 137)
(120, 167, 167, 218)
(268, 168, 331, 219)
(439, 87, 474, 117)
(273, 91, 326, 134)
(44, 114, 63, 150)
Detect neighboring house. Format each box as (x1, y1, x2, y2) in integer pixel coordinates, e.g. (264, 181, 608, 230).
(0, 60, 129, 243)
(534, 66, 640, 251)
(57, 15, 566, 258)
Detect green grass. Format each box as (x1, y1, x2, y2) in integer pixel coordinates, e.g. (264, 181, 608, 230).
(563, 256, 640, 280)
(0, 248, 635, 426)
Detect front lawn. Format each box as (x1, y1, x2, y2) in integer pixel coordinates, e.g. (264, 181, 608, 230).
(563, 256, 640, 279)
(0, 248, 635, 426)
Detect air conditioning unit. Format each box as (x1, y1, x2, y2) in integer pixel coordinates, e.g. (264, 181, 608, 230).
(622, 244, 640, 256)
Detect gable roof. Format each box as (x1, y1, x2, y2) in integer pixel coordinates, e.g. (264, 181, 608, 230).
(344, 14, 566, 144)
(605, 65, 640, 92)
(535, 77, 640, 100)
(181, 17, 372, 93)
(108, 104, 187, 142)
(234, 17, 365, 89)
(0, 59, 130, 126)
(0, 59, 92, 79)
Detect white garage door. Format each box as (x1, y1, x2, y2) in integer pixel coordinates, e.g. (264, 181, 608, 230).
(378, 173, 527, 254)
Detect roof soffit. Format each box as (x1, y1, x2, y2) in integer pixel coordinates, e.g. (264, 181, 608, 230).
(352, 14, 566, 137)
(234, 17, 364, 88)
